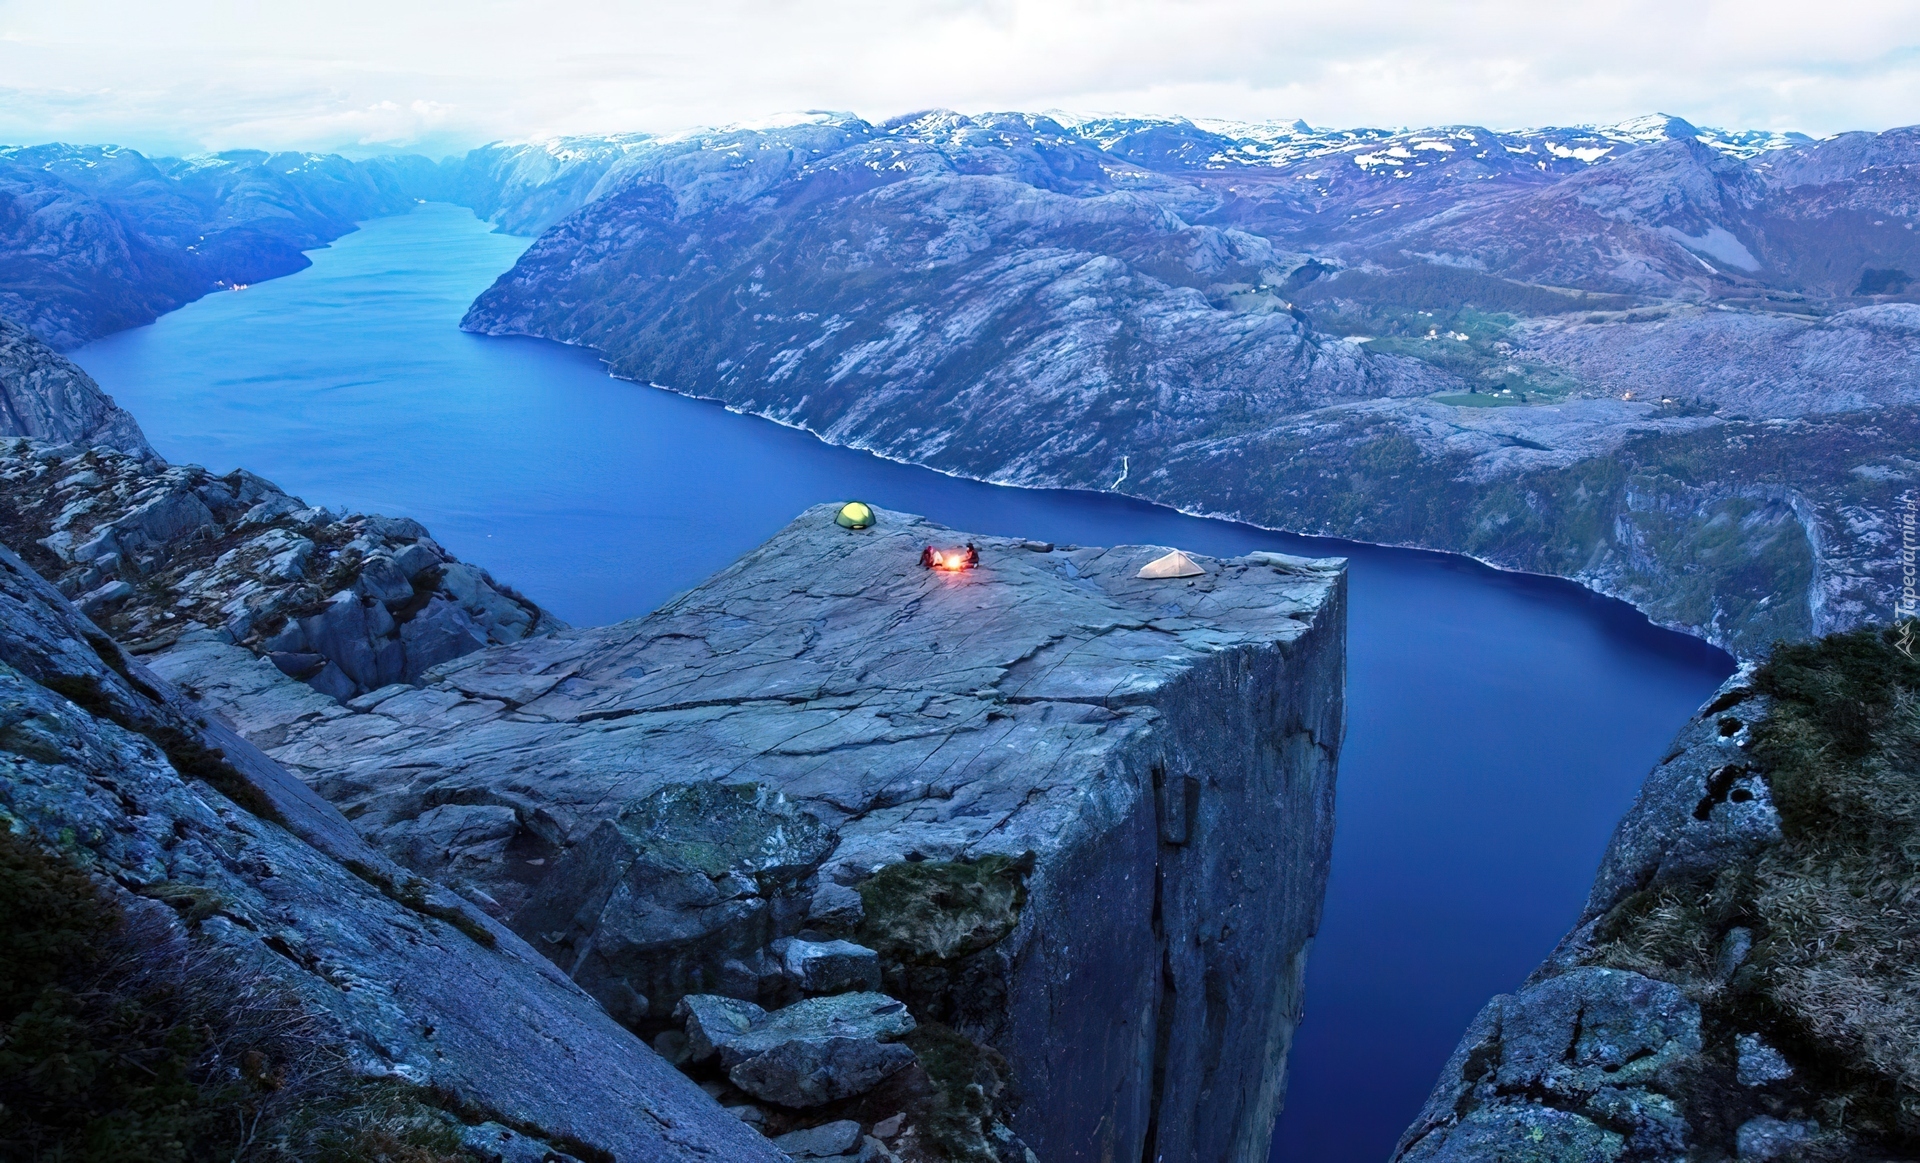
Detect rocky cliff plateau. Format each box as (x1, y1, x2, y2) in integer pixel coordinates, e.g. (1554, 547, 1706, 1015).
(0, 309, 1349, 1161)
(1393, 627, 1920, 1162)
(451, 111, 1920, 657)
(142, 500, 1346, 1163)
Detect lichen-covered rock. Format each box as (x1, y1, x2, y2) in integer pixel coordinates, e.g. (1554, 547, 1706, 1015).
(513, 782, 836, 1022)
(154, 504, 1348, 1163)
(1396, 968, 1701, 1162)
(678, 993, 770, 1063)
(777, 937, 883, 995)
(0, 437, 564, 699)
(0, 541, 783, 1161)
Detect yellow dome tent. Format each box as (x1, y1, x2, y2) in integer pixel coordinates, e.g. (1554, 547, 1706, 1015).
(835, 501, 876, 529)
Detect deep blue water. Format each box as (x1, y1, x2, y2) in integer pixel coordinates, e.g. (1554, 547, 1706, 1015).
(75, 204, 1735, 1162)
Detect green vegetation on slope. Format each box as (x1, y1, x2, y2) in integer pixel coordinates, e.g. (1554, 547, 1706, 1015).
(1587, 626, 1920, 1156)
(1295, 266, 1622, 403)
(0, 828, 471, 1162)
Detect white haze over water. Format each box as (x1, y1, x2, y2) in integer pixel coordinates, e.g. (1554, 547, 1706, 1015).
(1, 0, 1917, 155)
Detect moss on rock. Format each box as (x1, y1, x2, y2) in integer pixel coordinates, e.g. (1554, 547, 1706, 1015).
(617, 782, 834, 884)
(0, 827, 475, 1162)
(855, 852, 1035, 965)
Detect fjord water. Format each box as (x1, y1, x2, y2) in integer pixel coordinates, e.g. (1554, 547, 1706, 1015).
(76, 204, 1733, 1162)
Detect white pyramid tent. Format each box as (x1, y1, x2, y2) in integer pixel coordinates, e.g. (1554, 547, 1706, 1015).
(1137, 550, 1207, 579)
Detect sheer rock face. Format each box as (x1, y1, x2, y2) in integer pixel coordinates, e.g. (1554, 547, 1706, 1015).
(0, 437, 564, 700)
(1391, 674, 1819, 1162)
(0, 542, 784, 1163)
(155, 504, 1348, 1163)
(0, 318, 154, 457)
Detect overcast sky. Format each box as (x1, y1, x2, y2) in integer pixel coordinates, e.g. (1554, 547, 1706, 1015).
(2, 0, 1917, 157)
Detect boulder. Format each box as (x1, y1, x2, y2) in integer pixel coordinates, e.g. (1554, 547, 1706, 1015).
(513, 782, 835, 1017)
(774, 1120, 864, 1158)
(355, 553, 416, 605)
(777, 937, 883, 995)
(720, 993, 917, 1108)
(807, 881, 866, 934)
(677, 994, 768, 1062)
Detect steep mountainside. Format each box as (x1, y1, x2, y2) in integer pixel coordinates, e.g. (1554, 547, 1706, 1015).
(0, 144, 426, 347)
(0, 536, 785, 1161)
(1394, 627, 1920, 1162)
(458, 112, 1920, 655)
(0, 315, 153, 455)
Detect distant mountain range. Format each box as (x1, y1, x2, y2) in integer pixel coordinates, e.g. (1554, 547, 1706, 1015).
(5, 112, 1917, 653)
(0, 144, 431, 346)
(450, 112, 1920, 654)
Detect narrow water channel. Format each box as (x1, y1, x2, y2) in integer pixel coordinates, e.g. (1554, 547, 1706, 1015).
(75, 203, 1735, 1162)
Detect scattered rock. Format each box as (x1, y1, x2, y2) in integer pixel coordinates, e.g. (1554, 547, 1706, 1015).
(1736, 1115, 1815, 1160)
(678, 994, 769, 1063)
(718, 993, 917, 1108)
(773, 1120, 863, 1157)
(1735, 1034, 1793, 1087)
(778, 937, 883, 995)
(0, 437, 564, 699)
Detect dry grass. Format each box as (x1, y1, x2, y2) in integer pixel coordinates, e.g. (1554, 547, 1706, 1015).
(1582, 626, 1920, 1150)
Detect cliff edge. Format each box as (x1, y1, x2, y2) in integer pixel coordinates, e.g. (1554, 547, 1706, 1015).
(0, 317, 154, 457)
(157, 503, 1348, 1162)
(1394, 627, 1920, 1162)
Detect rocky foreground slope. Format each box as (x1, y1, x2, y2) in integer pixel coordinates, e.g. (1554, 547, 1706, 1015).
(1393, 626, 1920, 1162)
(0, 531, 784, 1159)
(455, 112, 1920, 656)
(150, 503, 1347, 1163)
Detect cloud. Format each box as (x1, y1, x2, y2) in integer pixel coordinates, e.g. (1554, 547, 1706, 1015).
(0, 0, 1916, 156)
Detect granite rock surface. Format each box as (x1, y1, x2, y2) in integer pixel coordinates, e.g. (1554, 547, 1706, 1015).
(0, 540, 784, 1162)
(0, 317, 154, 456)
(0, 436, 564, 700)
(155, 502, 1348, 1163)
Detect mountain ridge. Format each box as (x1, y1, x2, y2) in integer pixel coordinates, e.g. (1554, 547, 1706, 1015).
(449, 110, 1920, 655)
